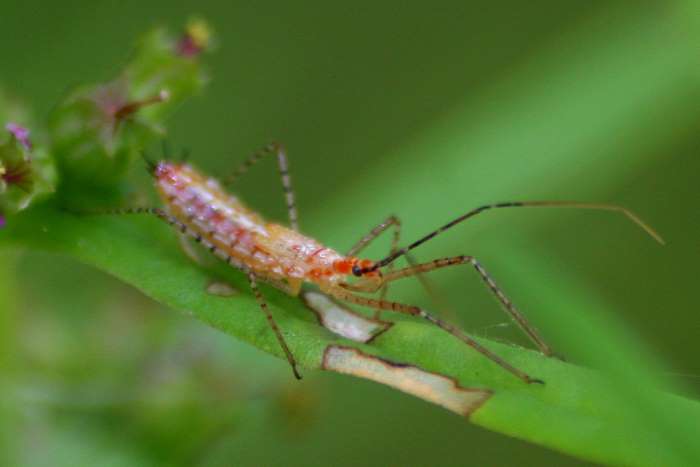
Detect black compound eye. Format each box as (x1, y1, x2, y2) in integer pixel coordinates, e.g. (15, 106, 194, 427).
(352, 264, 363, 277)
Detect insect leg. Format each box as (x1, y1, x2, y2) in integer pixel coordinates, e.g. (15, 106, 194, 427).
(347, 215, 456, 321)
(326, 286, 542, 384)
(70, 207, 230, 263)
(72, 206, 181, 227)
(72, 207, 302, 378)
(223, 141, 299, 231)
(346, 215, 401, 257)
(346, 215, 402, 317)
(379, 255, 553, 356)
(177, 232, 204, 264)
(247, 270, 302, 380)
(359, 201, 664, 274)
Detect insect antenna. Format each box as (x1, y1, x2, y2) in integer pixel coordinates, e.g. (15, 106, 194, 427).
(355, 200, 664, 275)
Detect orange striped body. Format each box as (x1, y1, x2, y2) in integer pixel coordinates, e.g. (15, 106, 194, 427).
(154, 162, 371, 295)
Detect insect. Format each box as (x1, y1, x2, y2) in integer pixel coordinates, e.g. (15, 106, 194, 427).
(100, 142, 663, 383)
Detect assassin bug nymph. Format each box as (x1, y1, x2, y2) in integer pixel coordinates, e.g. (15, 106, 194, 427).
(93, 142, 663, 383)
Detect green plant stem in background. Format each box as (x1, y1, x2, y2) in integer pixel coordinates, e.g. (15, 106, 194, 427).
(0, 253, 19, 467)
(2, 204, 699, 466)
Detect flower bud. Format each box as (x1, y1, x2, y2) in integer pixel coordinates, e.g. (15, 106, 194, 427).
(48, 20, 211, 196)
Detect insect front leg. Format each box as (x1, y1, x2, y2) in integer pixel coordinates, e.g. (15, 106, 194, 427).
(325, 286, 543, 384)
(346, 215, 402, 316)
(379, 255, 554, 357)
(346, 215, 457, 321)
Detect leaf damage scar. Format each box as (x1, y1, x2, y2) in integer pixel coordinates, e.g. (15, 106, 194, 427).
(322, 345, 492, 416)
(206, 280, 239, 297)
(302, 291, 392, 343)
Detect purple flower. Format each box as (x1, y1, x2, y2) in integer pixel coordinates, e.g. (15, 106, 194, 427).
(0, 213, 5, 229)
(5, 122, 32, 150)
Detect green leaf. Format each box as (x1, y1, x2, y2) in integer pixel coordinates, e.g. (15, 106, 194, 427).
(484, 247, 700, 464)
(2, 202, 700, 466)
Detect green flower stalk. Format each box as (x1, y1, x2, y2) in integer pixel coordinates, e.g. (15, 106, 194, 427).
(48, 20, 212, 200)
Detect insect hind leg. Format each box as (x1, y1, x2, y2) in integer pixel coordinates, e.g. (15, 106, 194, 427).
(69, 206, 227, 264)
(326, 286, 543, 384)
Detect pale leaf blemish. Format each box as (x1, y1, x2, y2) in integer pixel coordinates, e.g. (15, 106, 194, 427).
(206, 281, 238, 297)
(302, 291, 392, 343)
(322, 346, 492, 416)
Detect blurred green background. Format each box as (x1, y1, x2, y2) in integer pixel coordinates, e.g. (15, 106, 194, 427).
(1, 1, 698, 466)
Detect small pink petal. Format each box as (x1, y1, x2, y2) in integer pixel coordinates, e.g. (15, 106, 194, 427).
(5, 123, 32, 150)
